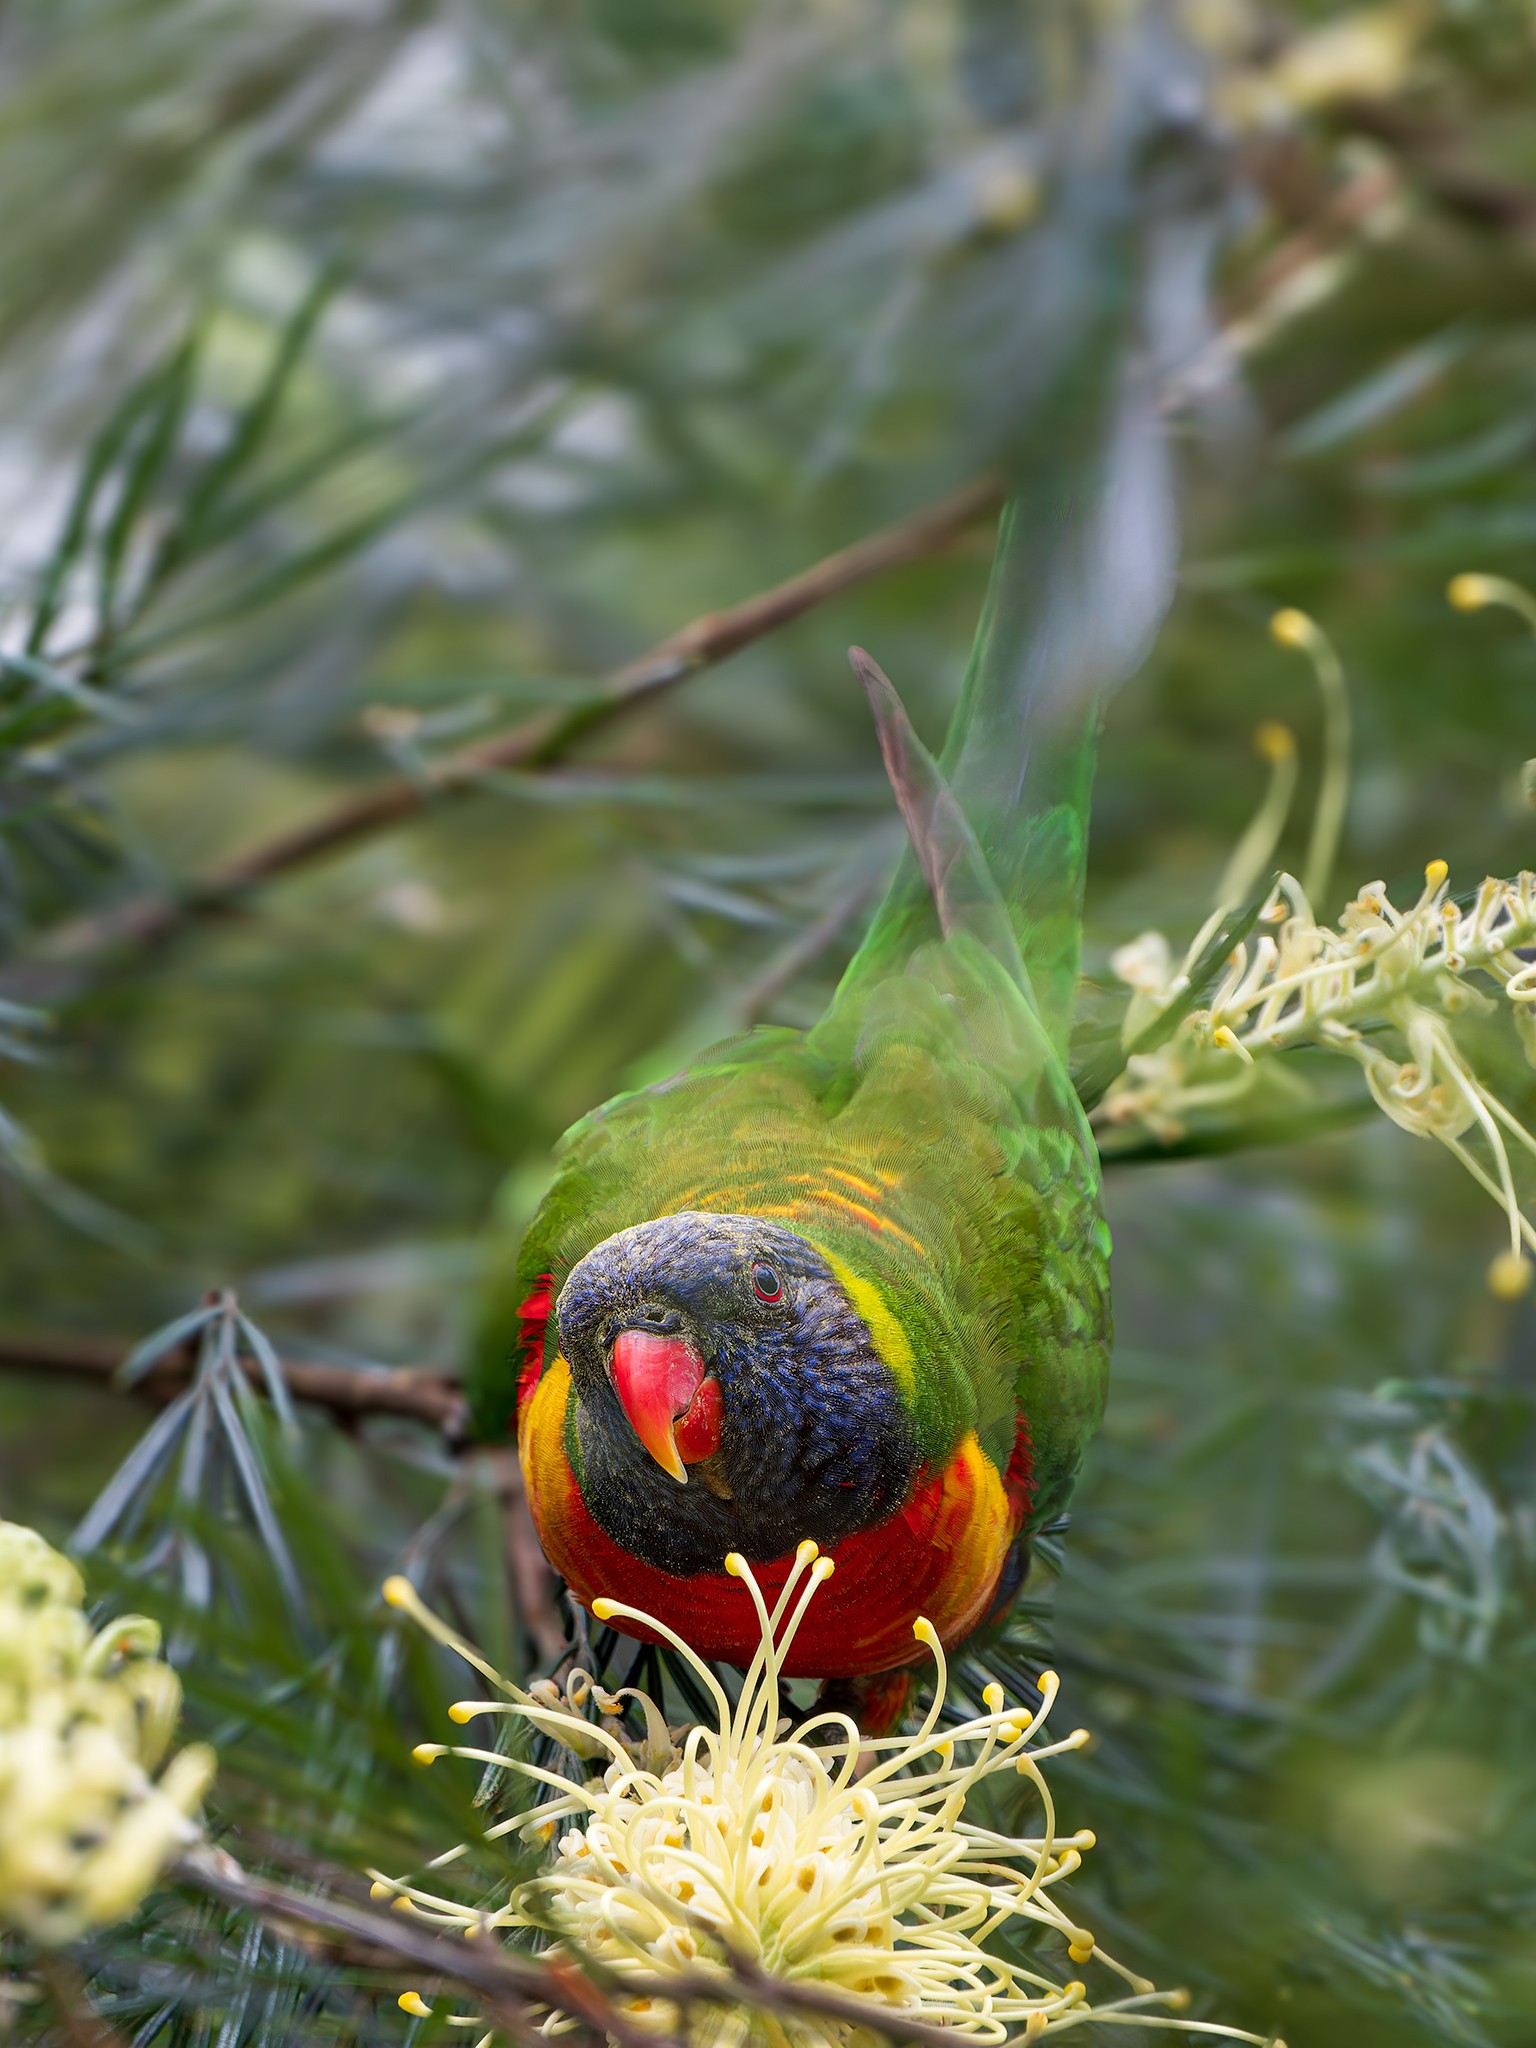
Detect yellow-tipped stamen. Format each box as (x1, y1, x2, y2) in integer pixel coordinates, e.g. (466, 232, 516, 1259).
(722, 1543, 818, 1758)
(381, 1578, 517, 1701)
(590, 1595, 735, 1738)
(372, 1563, 1294, 2048)
(397, 1992, 433, 2019)
(1447, 572, 1536, 635)
(1269, 608, 1350, 911)
(1102, 856, 1536, 1269)
(1488, 1249, 1533, 1299)
(1214, 722, 1298, 915)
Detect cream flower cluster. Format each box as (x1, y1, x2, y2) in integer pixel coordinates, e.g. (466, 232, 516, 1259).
(1096, 590, 1536, 1295)
(0, 1520, 214, 1945)
(1098, 860, 1536, 1294)
(375, 1546, 1282, 2047)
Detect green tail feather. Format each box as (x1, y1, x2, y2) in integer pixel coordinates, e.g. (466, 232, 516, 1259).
(831, 372, 1174, 1058)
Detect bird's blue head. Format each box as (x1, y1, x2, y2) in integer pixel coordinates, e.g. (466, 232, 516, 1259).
(556, 1211, 918, 1575)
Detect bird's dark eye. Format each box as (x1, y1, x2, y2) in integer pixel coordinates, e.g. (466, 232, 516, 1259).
(751, 1261, 783, 1305)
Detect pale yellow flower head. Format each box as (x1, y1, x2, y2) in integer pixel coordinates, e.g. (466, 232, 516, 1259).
(0, 1520, 215, 1945)
(376, 1547, 1282, 2047)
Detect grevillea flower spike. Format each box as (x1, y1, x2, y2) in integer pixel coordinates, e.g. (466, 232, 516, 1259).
(375, 1544, 1284, 2046)
(1098, 605, 1536, 1295)
(0, 1520, 215, 1944)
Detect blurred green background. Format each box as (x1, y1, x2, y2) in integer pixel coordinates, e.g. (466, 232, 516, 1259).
(1, 1, 1535, 2042)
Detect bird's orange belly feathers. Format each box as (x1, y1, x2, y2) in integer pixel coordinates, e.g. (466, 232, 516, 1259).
(518, 1354, 1018, 1676)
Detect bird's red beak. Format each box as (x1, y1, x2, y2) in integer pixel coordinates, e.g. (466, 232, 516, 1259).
(610, 1329, 721, 1484)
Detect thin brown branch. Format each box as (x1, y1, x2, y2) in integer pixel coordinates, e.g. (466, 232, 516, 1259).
(12, 125, 1498, 999)
(176, 1844, 996, 2048)
(176, 1846, 676, 2048)
(1334, 98, 1536, 235)
(0, 1328, 467, 1439)
(28, 477, 1004, 975)
(34, 1962, 131, 2048)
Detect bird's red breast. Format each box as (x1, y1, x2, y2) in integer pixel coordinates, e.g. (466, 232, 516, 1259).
(517, 1352, 1021, 1676)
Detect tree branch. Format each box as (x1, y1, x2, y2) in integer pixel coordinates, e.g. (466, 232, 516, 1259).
(9, 132, 1491, 993)
(0, 1328, 467, 1439)
(177, 1846, 678, 2048)
(34, 1962, 132, 2048)
(176, 1843, 998, 2048)
(26, 477, 1004, 978)
(1334, 98, 1536, 235)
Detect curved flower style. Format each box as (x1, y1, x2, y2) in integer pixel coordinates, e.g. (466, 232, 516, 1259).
(376, 1545, 1282, 2046)
(0, 1520, 215, 1945)
(1099, 858, 1536, 1287)
(1096, 600, 1536, 1292)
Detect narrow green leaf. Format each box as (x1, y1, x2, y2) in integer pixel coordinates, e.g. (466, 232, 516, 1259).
(237, 1310, 299, 1437)
(70, 1388, 195, 1553)
(0, 650, 142, 725)
(117, 1302, 220, 1387)
(95, 327, 200, 643)
(145, 265, 342, 594)
(22, 356, 169, 658)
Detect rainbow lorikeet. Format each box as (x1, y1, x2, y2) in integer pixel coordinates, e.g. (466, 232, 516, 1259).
(471, 403, 1172, 1714)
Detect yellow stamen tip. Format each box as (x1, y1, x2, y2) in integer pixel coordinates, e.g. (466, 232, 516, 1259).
(591, 1598, 617, 1620)
(369, 1880, 391, 1901)
(1488, 1250, 1532, 1299)
(724, 1553, 746, 1578)
(982, 1682, 1004, 1711)
(412, 1743, 442, 1766)
(1167, 1988, 1192, 2012)
(1269, 606, 1314, 649)
(398, 1992, 433, 2018)
(796, 1539, 820, 1563)
(1255, 720, 1295, 762)
(1425, 859, 1449, 888)
(1447, 572, 1495, 611)
(912, 1617, 939, 1646)
(382, 1575, 414, 1609)
(448, 1703, 475, 1724)
(1068, 1940, 1094, 1963)
(1037, 1670, 1057, 1693)
(392, 1896, 417, 1913)
(1075, 1830, 1097, 1851)
(814, 1556, 835, 1580)
(1064, 1982, 1086, 2002)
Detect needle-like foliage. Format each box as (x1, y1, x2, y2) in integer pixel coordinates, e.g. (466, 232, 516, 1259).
(2, 3, 1536, 2045)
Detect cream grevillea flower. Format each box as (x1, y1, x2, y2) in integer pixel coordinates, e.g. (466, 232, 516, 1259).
(1094, 602, 1536, 1295)
(375, 1546, 1282, 2047)
(1097, 858, 1536, 1293)
(0, 1519, 215, 1944)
